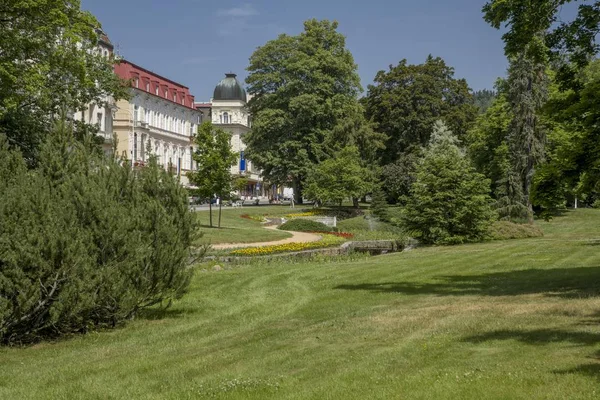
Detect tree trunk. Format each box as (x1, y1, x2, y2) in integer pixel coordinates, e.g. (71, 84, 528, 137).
(218, 196, 222, 228)
(293, 178, 303, 205)
(352, 197, 359, 208)
(209, 201, 213, 227)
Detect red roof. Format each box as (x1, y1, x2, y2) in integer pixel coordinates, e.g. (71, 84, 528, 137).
(114, 60, 196, 109)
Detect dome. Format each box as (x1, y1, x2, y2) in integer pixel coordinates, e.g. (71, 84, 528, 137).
(213, 73, 247, 102)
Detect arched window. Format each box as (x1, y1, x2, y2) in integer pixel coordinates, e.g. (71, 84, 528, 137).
(222, 112, 229, 124)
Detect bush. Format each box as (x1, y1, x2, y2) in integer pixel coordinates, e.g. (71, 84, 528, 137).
(488, 221, 544, 240)
(279, 219, 333, 232)
(0, 122, 199, 345)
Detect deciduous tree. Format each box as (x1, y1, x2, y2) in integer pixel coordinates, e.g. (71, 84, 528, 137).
(245, 19, 362, 204)
(188, 122, 237, 228)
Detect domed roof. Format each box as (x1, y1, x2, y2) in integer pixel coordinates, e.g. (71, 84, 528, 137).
(213, 73, 247, 102)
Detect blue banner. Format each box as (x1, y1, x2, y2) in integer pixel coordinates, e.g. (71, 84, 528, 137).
(240, 151, 246, 171)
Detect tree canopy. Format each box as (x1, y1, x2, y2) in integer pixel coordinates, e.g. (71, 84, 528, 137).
(244, 19, 363, 203)
(188, 122, 237, 227)
(364, 55, 477, 164)
(0, 0, 128, 165)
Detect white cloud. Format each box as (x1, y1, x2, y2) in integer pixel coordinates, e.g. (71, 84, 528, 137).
(216, 4, 258, 18)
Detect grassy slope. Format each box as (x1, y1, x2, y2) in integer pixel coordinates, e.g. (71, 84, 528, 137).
(196, 206, 293, 245)
(2, 210, 600, 399)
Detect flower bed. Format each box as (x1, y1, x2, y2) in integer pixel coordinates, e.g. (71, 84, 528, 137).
(230, 234, 346, 256)
(308, 231, 354, 239)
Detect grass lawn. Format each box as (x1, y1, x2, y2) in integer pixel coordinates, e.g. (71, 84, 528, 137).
(2, 210, 600, 399)
(195, 205, 294, 245)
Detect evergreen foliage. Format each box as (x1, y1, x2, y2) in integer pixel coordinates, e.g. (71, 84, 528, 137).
(473, 89, 497, 113)
(370, 187, 390, 223)
(402, 121, 496, 245)
(0, 120, 198, 345)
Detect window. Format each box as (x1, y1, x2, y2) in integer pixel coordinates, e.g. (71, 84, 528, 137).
(165, 89, 168, 98)
(182, 97, 185, 106)
(189, 147, 194, 170)
(133, 133, 138, 161)
(173, 93, 177, 102)
(145, 81, 150, 91)
(222, 112, 229, 124)
(145, 109, 149, 124)
(133, 105, 139, 122)
(155, 84, 159, 95)
(134, 77, 139, 88)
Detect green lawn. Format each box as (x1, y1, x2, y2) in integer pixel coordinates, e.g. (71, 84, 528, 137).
(195, 206, 294, 245)
(2, 210, 600, 399)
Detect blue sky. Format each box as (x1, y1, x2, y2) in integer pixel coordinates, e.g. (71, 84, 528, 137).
(80, 1, 537, 101)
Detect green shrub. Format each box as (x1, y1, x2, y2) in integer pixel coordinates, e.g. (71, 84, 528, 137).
(279, 219, 333, 232)
(488, 221, 544, 240)
(0, 122, 199, 345)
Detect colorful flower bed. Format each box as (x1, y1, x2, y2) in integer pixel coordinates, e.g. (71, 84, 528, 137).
(230, 234, 346, 256)
(308, 231, 354, 239)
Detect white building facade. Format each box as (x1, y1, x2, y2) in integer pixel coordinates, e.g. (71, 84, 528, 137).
(113, 60, 200, 185)
(208, 73, 265, 198)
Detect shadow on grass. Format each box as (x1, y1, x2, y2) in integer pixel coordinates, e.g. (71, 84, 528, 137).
(555, 364, 600, 381)
(463, 329, 600, 346)
(138, 307, 196, 321)
(334, 266, 600, 298)
(464, 327, 600, 381)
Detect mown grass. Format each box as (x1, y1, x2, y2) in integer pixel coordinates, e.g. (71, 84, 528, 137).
(195, 206, 293, 245)
(2, 210, 600, 399)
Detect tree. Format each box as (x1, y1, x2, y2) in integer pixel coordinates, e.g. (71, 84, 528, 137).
(483, 0, 600, 88)
(245, 19, 362, 204)
(380, 152, 420, 204)
(467, 83, 512, 197)
(473, 89, 497, 113)
(0, 0, 128, 166)
(402, 121, 496, 245)
(304, 146, 375, 207)
(364, 55, 477, 165)
(188, 122, 237, 228)
(370, 186, 390, 222)
(0, 118, 198, 344)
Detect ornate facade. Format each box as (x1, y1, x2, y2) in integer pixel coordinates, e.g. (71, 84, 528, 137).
(206, 73, 265, 198)
(113, 61, 201, 185)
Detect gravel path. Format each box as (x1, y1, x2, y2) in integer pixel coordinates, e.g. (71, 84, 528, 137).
(212, 225, 322, 250)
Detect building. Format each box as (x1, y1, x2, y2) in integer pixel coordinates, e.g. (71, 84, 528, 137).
(207, 73, 265, 198)
(73, 29, 116, 155)
(113, 60, 201, 185)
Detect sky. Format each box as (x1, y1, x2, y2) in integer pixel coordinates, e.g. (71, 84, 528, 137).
(79, 0, 551, 101)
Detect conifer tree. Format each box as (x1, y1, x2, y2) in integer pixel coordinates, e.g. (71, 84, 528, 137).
(402, 121, 496, 245)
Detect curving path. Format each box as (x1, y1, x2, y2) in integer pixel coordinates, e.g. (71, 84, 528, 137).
(212, 225, 322, 250)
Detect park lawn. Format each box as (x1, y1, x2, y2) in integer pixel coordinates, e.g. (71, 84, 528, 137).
(195, 206, 294, 245)
(1, 210, 600, 399)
